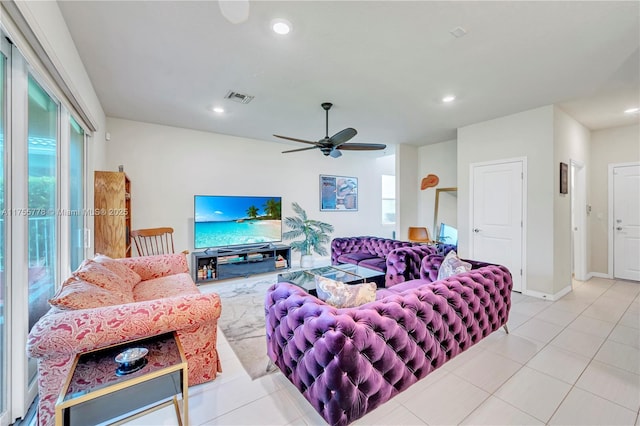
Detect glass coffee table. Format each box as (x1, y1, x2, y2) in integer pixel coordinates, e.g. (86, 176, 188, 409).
(277, 263, 385, 295)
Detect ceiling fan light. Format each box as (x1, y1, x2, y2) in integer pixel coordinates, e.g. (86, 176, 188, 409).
(271, 19, 291, 35)
(212, 107, 225, 113)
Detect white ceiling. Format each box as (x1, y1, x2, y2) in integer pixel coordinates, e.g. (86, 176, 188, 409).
(58, 1, 640, 150)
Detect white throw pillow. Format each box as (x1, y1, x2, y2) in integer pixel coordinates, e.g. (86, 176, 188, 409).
(315, 275, 376, 308)
(437, 250, 472, 280)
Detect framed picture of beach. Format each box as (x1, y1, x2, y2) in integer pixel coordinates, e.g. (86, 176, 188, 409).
(320, 175, 358, 211)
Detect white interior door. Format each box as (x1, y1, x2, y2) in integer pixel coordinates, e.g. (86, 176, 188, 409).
(471, 160, 524, 292)
(613, 164, 640, 281)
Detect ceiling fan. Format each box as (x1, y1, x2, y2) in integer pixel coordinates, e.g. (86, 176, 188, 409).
(274, 103, 387, 158)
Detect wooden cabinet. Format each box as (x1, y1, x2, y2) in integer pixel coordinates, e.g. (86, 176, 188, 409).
(94, 171, 131, 258)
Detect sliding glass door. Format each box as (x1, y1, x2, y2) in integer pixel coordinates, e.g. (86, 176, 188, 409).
(26, 75, 58, 383)
(0, 42, 7, 425)
(0, 25, 89, 424)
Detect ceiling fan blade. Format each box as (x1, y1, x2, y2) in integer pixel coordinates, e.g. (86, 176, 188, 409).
(273, 134, 320, 146)
(282, 146, 318, 154)
(329, 128, 357, 147)
(329, 148, 342, 158)
(337, 143, 387, 151)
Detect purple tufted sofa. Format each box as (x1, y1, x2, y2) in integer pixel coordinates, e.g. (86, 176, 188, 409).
(385, 243, 458, 287)
(331, 236, 419, 272)
(265, 254, 512, 426)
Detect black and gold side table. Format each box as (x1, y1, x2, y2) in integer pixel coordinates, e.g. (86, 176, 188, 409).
(55, 332, 188, 426)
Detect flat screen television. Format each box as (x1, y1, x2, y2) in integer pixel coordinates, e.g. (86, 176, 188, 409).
(194, 195, 282, 249)
(438, 223, 458, 246)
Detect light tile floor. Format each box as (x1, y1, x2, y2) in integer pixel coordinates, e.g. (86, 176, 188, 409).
(127, 276, 640, 426)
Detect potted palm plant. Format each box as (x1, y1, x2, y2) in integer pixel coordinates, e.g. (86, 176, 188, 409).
(283, 202, 334, 267)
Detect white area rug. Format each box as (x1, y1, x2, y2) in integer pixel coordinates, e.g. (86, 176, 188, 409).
(212, 276, 279, 380)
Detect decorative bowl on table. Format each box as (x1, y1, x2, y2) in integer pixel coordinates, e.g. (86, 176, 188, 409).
(115, 347, 149, 376)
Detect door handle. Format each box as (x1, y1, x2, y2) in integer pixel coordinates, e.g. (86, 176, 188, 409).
(474, 228, 481, 233)
(616, 227, 623, 231)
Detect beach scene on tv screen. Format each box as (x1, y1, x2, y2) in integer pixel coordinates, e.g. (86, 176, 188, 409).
(195, 196, 282, 248)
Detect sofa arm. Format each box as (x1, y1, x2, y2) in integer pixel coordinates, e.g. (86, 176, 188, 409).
(331, 237, 367, 265)
(117, 253, 189, 280)
(27, 292, 221, 359)
(385, 245, 437, 287)
(420, 254, 498, 282)
(434, 243, 457, 257)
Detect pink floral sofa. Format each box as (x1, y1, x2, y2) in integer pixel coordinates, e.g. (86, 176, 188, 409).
(26, 253, 222, 426)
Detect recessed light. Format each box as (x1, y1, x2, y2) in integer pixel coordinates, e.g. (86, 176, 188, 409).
(212, 107, 225, 113)
(442, 95, 456, 103)
(624, 107, 639, 114)
(271, 18, 291, 35)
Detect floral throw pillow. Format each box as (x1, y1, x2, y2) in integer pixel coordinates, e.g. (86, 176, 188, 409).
(73, 259, 130, 295)
(49, 277, 133, 310)
(315, 275, 376, 308)
(93, 254, 142, 292)
(437, 250, 472, 280)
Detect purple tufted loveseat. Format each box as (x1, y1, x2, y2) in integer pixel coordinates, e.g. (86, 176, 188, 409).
(265, 254, 512, 426)
(331, 236, 419, 272)
(385, 243, 458, 287)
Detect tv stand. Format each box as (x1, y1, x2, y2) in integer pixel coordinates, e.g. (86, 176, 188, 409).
(192, 244, 291, 284)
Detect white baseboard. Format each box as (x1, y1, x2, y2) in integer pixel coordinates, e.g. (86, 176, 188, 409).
(588, 272, 612, 279)
(523, 284, 572, 301)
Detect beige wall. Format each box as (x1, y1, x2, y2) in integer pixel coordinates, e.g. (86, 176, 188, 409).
(418, 139, 457, 238)
(589, 124, 640, 275)
(104, 118, 396, 263)
(395, 144, 419, 240)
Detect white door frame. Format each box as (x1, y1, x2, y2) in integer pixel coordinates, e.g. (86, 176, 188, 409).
(571, 159, 587, 281)
(469, 157, 527, 293)
(608, 161, 640, 278)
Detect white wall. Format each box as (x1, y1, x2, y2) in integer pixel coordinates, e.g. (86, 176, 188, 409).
(458, 105, 556, 296)
(418, 139, 457, 237)
(105, 118, 395, 262)
(553, 107, 590, 293)
(589, 124, 640, 275)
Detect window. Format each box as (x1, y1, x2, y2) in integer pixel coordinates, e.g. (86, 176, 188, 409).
(381, 174, 395, 224)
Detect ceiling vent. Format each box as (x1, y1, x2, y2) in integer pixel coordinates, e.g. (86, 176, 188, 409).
(225, 90, 254, 104)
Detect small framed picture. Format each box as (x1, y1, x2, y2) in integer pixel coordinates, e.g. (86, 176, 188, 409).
(320, 175, 358, 211)
(560, 162, 568, 194)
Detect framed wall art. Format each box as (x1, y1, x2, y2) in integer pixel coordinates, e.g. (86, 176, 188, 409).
(320, 175, 358, 211)
(560, 162, 568, 194)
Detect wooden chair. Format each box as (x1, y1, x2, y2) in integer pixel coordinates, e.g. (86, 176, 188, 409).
(130, 227, 187, 256)
(408, 226, 433, 244)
